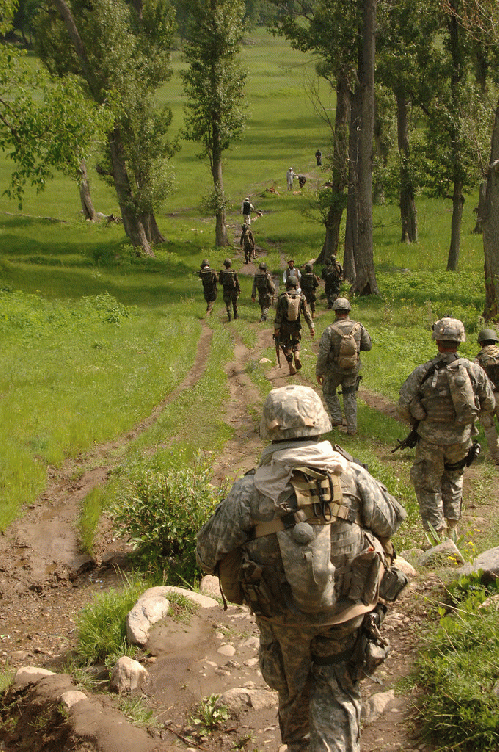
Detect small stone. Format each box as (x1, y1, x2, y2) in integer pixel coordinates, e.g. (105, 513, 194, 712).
(217, 644, 236, 657)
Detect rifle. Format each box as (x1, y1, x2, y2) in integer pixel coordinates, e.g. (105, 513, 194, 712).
(392, 424, 420, 453)
(273, 333, 281, 367)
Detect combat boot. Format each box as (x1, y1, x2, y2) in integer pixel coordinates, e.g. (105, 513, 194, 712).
(227, 310, 231, 322)
(294, 356, 302, 371)
(288, 359, 296, 376)
(445, 519, 459, 542)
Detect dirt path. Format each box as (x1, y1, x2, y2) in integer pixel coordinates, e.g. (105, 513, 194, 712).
(0, 279, 442, 752)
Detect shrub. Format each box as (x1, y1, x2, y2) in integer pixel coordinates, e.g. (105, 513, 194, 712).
(112, 461, 225, 584)
(415, 593, 499, 750)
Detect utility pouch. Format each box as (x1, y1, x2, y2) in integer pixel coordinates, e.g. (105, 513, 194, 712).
(447, 361, 478, 424)
(347, 545, 382, 605)
(379, 566, 409, 602)
(217, 547, 244, 607)
(350, 607, 390, 681)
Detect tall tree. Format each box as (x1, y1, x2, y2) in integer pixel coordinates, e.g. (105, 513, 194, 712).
(0, 0, 110, 207)
(181, 0, 247, 248)
(36, 0, 176, 255)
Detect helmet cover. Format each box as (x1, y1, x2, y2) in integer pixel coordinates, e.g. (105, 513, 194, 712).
(332, 297, 351, 311)
(260, 385, 332, 441)
(432, 317, 465, 343)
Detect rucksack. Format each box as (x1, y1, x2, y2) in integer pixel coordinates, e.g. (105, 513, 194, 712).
(284, 291, 300, 321)
(334, 321, 361, 369)
(243, 200, 251, 215)
(481, 351, 499, 390)
(222, 270, 237, 291)
(256, 272, 270, 293)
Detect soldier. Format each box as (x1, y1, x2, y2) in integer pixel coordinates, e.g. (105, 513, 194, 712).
(300, 262, 320, 318)
(398, 318, 495, 539)
(196, 385, 407, 752)
(316, 298, 372, 436)
(275, 278, 314, 376)
(321, 257, 343, 309)
(218, 258, 240, 322)
(198, 259, 218, 315)
(252, 262, 276, 322)
(240, 223, 256, 264)
(475, 328, 499, 463)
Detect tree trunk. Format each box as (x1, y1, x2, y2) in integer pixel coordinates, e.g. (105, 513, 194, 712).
(351, 0, 378, 296)
(396, 91, 417, 243)
(108, 129, 154, 257)
(78, 160, 98, 221)
(344, 84, 360, 284)
(212, 144, 228, 248)
(482, 99, 499, 321)
(144, 213, 165, 244)
(473, 180, 486, 234)
(318, 68, 350, 265)
(446, 181, 464, 271)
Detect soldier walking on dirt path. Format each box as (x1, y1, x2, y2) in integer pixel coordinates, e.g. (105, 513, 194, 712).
(475, 328, 499, 464)
(316, 298, 371, 435)
(398, 317, 495, 540)
(274, 278, 314, 376)
(252, 262, 275, 322)
(240, 223, 256, 264)
(300, 263, 320, 318)
(218, 259, 240, 322)
(198, 259, 218, 315)
(321, 257, 343, 309)
(196, 384, 407, 752)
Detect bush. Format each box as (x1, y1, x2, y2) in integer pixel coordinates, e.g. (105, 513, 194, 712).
(415, 592, 499, 750)
(112, 461, 225, 584)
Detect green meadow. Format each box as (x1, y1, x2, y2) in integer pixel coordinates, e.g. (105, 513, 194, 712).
(0, 28, 492, 539)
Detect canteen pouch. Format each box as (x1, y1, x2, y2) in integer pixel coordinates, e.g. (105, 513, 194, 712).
(378, 566, 409, 602)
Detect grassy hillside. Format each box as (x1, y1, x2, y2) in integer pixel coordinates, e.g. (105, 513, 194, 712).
(0, 28, 491, 531)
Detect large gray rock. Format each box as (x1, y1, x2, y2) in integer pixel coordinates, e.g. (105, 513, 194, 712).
(456, 546, 499, 577)
(110, 656, 149, 694)
(219, 687, 277, 713)
(362, 689, 395, 726)
(419, 540, 464, 567)
(161, 586, 218, 609)
(394, 556, 417, 577)
(126, 586, 171, 646)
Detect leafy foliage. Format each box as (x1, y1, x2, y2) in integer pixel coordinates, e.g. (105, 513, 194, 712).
(190, 694, 229, 734)
(112, 458, 226, 583)
(415, 594, 499, 750)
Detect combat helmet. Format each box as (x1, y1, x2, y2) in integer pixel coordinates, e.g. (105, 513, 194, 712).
(332, 297, 351, 311)
(201, 259, 210, 269)
(223, 258, 232, 268)
(478, 328, 499, 344)
(432, 317, 466, 343)
(286, 277, 298, 289)
(260, 385, 332, 441)
(259, 261, 267, 270)
(305, 263, 313, 272)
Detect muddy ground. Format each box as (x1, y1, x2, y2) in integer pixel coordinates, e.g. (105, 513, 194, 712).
(0, 245, 486, 751)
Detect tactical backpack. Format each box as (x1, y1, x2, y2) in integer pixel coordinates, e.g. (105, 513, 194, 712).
(256, 272, 271, 294)
(481, 351, 499, 390)
(284, 292, 301, 322)
(221, 270, 238, 291)
(243, 200, 251, 215)
(334, 321, 361, 369)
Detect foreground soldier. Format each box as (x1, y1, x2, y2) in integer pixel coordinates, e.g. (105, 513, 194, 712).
(218, 259, 240, 322)
(198, 259, 218, 314)
(275, 278, 314, 375)
(398, 318, 495, 538)
(300, 263, 320, 317)
(475, 328, 499, 464)
(252, 262, 275, 322)
(196, 385, 407, 752)
(316, 298, 372, 435)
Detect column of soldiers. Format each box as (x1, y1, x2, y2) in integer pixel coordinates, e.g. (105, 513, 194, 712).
(195, 254, 499, 752)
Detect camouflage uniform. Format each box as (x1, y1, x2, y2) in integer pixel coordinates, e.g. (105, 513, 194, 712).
(474, 333, 499, 463)
(240, 224, 256, 263)
(399, 336, 495, 532)
(316, 303, 372, 434)
(196, 386, 407, 752)
(252, 264, 276, 322)
(321, 260, 342, 309)
(300, 266, 320, 317)
(274, 283, 314, 375)
(218, 261, 241, 321)
(198, 262, 218, 314)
